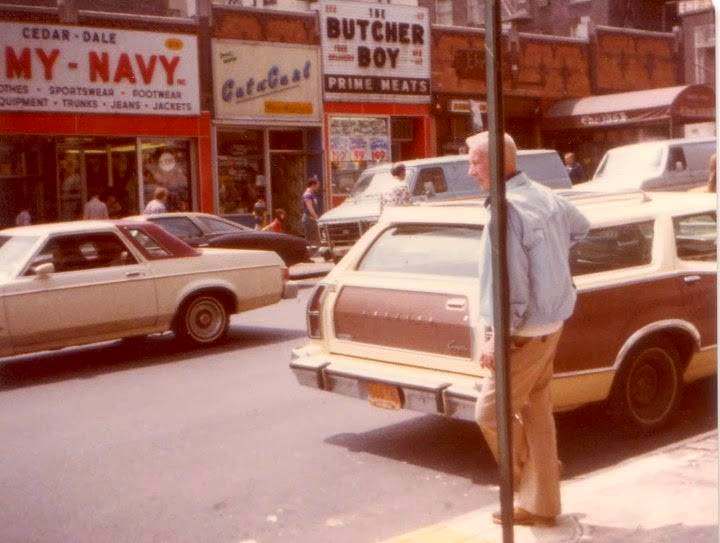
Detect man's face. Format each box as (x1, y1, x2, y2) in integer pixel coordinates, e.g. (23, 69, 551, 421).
(468, 146, 491, 191)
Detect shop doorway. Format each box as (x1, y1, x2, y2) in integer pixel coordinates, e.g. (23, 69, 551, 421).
(270, 152, 306, 237)
(56, 138, 139, 220)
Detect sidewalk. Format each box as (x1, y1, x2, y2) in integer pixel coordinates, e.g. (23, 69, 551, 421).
(382, 430, 718, 543)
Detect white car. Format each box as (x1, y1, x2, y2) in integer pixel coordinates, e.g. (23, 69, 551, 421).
(0, 220, 297, 356)
(292, 190, 716, 433)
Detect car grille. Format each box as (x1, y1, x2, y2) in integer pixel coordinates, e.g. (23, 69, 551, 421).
(321, 221, 376, 246)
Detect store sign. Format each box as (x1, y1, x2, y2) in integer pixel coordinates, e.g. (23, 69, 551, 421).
(213, 41, 321, 123)
(580, 112, 629, 127)
(329, 116, 390, 163)
(0, 22, 200, 115)
(319, 1, 431, 103)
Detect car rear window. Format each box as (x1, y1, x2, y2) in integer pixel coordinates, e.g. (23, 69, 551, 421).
(570, 221, 654, 275)
(357, 224, 482, 277)
(674, 212, 716, 262)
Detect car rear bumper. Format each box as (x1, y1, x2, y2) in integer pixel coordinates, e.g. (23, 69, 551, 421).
(290, 347, 481, 422)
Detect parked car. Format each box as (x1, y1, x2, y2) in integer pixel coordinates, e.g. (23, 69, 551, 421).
(126, 212, 310, 267)
(0, 220, 296, 356)
(291, 191, 716, 433)
(318, 150, 572, 260)
(578, 137, 716, 192)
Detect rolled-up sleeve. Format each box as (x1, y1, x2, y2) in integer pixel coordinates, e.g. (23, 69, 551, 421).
(561, 198, 590, 245)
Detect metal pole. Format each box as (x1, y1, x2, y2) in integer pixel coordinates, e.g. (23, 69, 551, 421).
(484, 1, 514, 541)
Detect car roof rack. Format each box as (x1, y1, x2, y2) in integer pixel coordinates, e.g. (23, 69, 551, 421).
(556, 189, 651, 204)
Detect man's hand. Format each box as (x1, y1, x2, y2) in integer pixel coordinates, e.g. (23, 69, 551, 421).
(480, 335, 495, 372)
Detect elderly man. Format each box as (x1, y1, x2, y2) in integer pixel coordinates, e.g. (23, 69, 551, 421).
(468, 132, 589, 527)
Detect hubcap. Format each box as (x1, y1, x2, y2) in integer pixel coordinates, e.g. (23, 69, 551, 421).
(186, 298, 225, 342)
(626, 347, 677, 425)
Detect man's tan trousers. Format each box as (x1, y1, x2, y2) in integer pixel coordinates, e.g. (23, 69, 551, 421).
(474, 329, 563, 518)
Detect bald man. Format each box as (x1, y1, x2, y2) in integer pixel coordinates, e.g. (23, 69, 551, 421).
(468, 132, 589, 527)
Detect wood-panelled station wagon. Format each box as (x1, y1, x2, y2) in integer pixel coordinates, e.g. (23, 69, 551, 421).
(0, 220, 296, 356)
(291, 191, 716, 432)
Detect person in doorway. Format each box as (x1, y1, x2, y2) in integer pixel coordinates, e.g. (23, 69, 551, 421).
(15, 206, 31, 226)
(83, 192, 109, 220)
(106, 193, 123, 218)
(381, 163, 412, 208)
(263, 209, 287, 233)
(563, 152, 586, 184)
(467, 131, 589, 527)
(301, 176, 321, 249)
(143, 187, 169, 215)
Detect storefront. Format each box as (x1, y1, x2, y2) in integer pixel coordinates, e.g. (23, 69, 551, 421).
(320, 1, 433, 207)
(431, 28, 591, 154)
(0, 22, 208, 226)
(212, 40, 323, 235)
(543, 84, 716, 173)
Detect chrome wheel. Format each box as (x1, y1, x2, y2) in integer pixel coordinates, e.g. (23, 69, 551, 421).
(180, 296, 228, 345)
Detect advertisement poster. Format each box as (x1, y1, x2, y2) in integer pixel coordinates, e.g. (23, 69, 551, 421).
(213, 40, 322, 123)
(329, 116, 390, 165)
(0, 22, 200, 115)
(319, 0, 431, 103)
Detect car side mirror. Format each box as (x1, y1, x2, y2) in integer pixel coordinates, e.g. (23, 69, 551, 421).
(33, 262, 55, 277)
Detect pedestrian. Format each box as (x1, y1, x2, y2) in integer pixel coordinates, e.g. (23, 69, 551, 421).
(301, 176, 321, 250)
(143, 187, 169, 215)
(467, 131, 589, 527)
(381, 163, 412, 207)
(106, 193, 123, 218)
(563, 152, 586, 184)
(83, 192, 109, 220)
(263, 209, 287, 233)
(15, 206, 31, 226)
(253, 198, 267, 230)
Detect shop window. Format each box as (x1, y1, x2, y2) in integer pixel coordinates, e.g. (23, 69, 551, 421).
(141, 139, 192, 212)
(218, 130, 265, 215)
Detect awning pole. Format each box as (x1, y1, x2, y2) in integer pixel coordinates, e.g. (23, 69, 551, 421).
(484, 1, 514, 542)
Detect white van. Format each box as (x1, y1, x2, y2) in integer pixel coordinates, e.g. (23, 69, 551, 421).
(579, 137, 716, 192)
(318, 150, 571, 260)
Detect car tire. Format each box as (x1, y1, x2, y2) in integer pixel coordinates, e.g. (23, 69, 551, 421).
(609, 338, 683, 435)
(175, 294, 229, 347)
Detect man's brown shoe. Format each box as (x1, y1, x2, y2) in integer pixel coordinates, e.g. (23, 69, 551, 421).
(492, 507, 557, 527)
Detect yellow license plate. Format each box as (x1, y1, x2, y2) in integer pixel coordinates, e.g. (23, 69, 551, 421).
(367, 382, 403, 410)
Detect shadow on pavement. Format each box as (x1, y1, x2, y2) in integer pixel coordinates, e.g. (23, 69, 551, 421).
(0, 324, 306, 392)
(325, 378, 716, 485)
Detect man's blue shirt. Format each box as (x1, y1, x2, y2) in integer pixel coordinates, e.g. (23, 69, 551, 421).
(478, 172, 590, 334)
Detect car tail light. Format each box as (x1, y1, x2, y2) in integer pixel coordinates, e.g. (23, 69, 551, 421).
(281, 266, 290, 282)
(307, 285, 327, 339)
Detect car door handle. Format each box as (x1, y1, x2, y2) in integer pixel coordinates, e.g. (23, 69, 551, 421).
(683, 275, 701, 284)
(125, 271, 143, 278)
(446, 298, 467, 310)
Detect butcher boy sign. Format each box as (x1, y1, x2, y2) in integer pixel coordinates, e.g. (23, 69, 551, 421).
(0, 22, 200, 115)
(319, 1, 431, 103)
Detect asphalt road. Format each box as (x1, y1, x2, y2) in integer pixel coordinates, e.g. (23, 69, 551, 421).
(0, 285, 715, 543)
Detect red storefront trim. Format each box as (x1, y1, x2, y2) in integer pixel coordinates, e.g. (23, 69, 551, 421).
(0, 111, 214, 213)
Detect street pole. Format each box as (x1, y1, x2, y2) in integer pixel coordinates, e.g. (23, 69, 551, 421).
(484, 1, 514, 542)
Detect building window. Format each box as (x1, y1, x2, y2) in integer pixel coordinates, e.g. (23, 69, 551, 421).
(694, 24, 716, 85)
(76, 0, 196, 17)
(435, 0, 453, 24)
(467, 0, 484, 26)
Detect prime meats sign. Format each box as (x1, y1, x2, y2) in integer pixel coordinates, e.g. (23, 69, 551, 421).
(319, 1, 431, 104)
(0, 23, 200, 115)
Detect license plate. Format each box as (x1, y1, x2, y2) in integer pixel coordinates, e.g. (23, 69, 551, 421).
(367, 382, 403, 410)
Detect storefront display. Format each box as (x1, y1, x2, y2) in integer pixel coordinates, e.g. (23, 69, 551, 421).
(328, 116, 390, 195)
(0, 22, 208, 226)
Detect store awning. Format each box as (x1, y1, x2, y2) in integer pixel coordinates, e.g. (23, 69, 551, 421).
(544, 84, 715, 130)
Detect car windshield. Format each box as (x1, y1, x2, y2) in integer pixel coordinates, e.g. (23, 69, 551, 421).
(350, 169, 411, 198)
(593, 145, 663, 183)
(0, 235, 38, 275)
